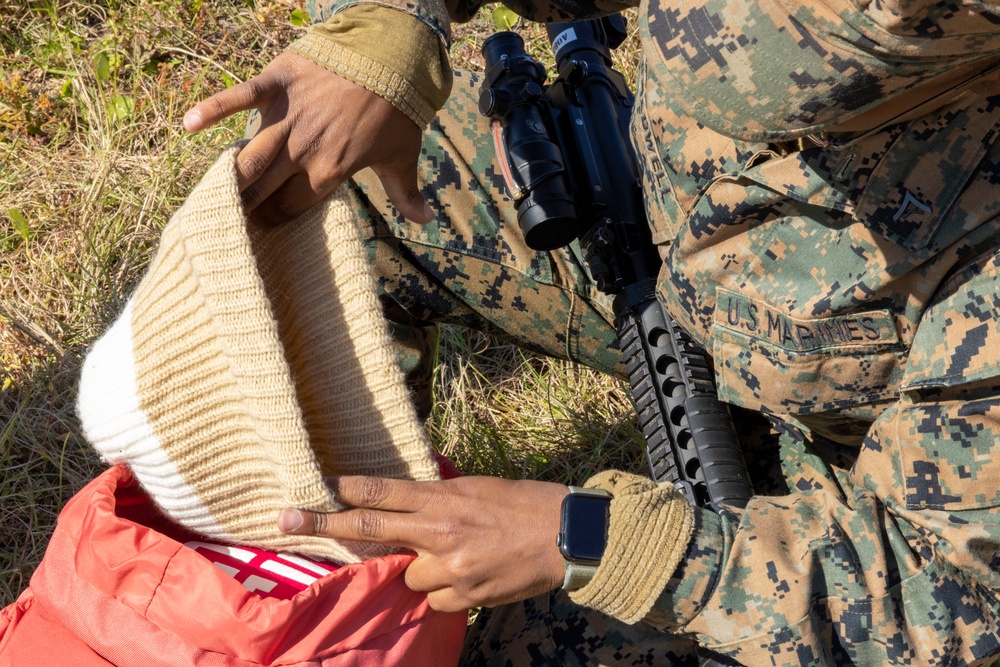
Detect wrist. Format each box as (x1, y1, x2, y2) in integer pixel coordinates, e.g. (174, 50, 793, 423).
(566, 471, 696, 624)
(290, 5, 452, 128)
(557, 486, 612, 591)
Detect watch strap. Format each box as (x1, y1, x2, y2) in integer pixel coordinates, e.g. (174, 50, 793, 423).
(567, 486, 612, 498)
(563, 560, 600, 591)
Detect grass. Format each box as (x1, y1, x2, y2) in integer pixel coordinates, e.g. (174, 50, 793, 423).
(0, 1, 643, 606)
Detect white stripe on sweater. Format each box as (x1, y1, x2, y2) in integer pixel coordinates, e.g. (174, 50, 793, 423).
(77, 302, 227, 537)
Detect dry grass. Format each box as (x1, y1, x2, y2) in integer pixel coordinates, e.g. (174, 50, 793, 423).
(1, 0, 305, 602)
(0, 1, 642, 606)
(432, 326, 644, 483)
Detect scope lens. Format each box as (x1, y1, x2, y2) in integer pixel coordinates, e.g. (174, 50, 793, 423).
(518, 196, 578, 251)
(481, 32, 527, 68)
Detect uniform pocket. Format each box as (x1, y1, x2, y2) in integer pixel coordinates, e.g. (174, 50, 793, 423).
(711, 288, 906, 418)
(733, 91, 1000, 255)
(853, 92, 1000, 252)
(895, 250, 1000, 511)
(894, 394, 1000, 511)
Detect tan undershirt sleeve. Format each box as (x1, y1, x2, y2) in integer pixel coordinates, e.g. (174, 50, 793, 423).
(568, 470, 695, 624)
(290, 4, 453, 129)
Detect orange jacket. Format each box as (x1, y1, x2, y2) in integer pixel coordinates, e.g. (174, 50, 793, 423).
(0, 466, 467, 666)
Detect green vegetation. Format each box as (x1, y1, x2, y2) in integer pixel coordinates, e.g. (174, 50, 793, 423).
(0, 1, 643, 606)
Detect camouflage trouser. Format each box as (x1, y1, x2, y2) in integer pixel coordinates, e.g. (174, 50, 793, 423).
(460, 589, 700, 666)
(343, 70, 699, 664)
(347, 68, 626, 417)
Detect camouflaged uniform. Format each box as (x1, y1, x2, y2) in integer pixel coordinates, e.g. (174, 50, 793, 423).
(298, 0, 1000, 664)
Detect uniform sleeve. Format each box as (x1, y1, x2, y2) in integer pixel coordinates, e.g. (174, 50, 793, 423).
(627, 253, 1000, 665)
(292, 4, 452, 128)
(306, 0, 639, 48)
(306, 0, 457, 46)
(295, 0, 638, 127)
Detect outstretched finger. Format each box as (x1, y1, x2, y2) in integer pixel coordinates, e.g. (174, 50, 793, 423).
(326, 475, 437, 512)
(277, 506, 424, 549)
(184, 75, 276, 133)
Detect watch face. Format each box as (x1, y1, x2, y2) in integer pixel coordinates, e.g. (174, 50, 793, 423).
(559, 493, 610, 563)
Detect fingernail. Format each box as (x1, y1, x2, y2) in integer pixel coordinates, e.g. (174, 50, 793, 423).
(421, 202, 434, 222)
(277, 509, 304, 533)
(183, 108, 202, 132)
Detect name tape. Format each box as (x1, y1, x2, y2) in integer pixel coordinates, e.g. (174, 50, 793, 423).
(714, 289, 899, 352)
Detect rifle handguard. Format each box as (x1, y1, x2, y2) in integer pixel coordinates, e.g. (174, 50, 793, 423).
(615, 283, 753, 508)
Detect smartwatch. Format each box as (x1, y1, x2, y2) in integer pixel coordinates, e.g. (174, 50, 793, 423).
(556, 486, 611, 590)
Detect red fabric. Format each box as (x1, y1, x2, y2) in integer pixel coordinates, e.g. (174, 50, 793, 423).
(179, 541, 339, 601)
(432, 450, 463, 481)
(0, 466, 467, 666)
(0, 591, 115, 666)
(111, 473, 340, 601)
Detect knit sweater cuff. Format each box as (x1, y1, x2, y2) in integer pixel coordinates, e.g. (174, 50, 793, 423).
(290, 6, 452, 128)
(568, 470, 695, 624)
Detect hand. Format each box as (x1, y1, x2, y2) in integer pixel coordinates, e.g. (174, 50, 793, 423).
(278, 476, 570, 612)
(183, 50, 433, 227)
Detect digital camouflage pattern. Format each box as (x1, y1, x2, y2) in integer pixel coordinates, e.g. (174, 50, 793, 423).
(304, 0, 1000, 664)
(346, 69, 624, 417)
(461, 586, 702, 666)
(306, 0, 637, 44)
(642, 0, 1000, 141)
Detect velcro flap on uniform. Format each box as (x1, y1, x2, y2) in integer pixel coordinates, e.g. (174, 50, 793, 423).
(902, 250, 1000, 391)
(855, 92, 1000, 251)
(714, 289, 900, 353)
(711, 288, 905, 416)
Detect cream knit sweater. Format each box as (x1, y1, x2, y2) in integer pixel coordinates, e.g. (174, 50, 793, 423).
(78, 144, 441, 564)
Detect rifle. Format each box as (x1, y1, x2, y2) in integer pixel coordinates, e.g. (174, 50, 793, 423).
(478, 15, 754, 665)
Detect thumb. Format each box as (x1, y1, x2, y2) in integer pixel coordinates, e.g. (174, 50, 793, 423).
(375, 162, 434, 225)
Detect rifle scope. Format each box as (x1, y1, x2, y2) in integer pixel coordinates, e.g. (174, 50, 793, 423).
(479, 32, 578, 250)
